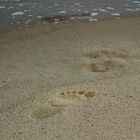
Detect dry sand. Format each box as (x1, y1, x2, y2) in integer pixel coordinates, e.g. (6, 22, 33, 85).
(0, 16, 140, 140)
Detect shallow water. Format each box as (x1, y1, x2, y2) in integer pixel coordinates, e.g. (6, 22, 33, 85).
(0, 0, 140, 27)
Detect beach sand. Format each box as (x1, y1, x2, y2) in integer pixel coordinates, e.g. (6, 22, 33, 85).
(0, 16, 140, 140)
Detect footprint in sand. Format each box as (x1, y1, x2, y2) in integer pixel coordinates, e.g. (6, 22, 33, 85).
(29, 103, 63, 119)
(83, 59, 126, 72)
(82, 50, 127, 72)
(29, 90, 96, 119)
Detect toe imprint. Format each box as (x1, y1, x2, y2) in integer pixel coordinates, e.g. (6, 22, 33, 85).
(60, 90, 96, 99)
(83, 50, 128, 59)
(77, 91, 85, 95)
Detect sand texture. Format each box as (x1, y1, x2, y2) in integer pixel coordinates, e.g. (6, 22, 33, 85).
(0, 16, 140, 140)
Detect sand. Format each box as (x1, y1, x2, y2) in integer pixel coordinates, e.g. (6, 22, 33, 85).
(0, 16, 140, 140)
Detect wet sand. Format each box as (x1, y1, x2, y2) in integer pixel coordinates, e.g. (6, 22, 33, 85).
(0, 16, 140, 140)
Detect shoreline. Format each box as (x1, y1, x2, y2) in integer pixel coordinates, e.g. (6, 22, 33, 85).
(0, 14, 140, 44)
(0, 13, 140, 32)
